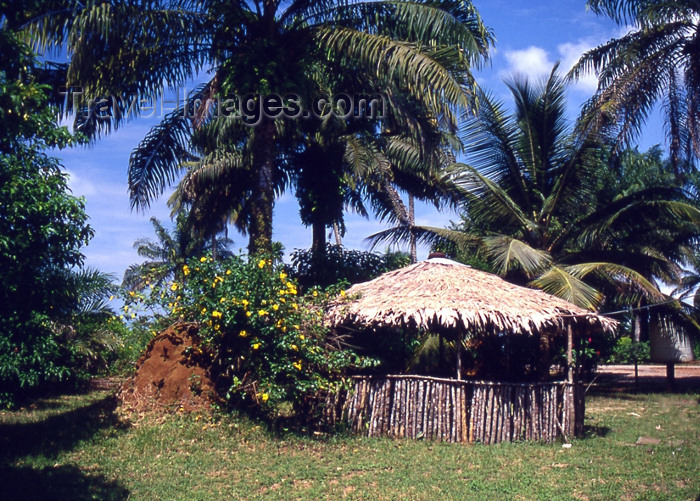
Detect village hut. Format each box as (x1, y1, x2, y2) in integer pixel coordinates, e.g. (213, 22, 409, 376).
(322, 256, 617, 443)
(326, 255, 616, 379)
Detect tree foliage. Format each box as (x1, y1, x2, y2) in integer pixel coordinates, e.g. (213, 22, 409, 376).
(27, 0, 493, 254)
(570, 0, 700, 175)
(0, 24, 93, 406)
(370, 68, 700, 311)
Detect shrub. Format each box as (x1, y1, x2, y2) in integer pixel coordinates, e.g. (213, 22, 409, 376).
(289, 244, 410, 289)
(124, 254, 370, 417)
(607, 337, 650, 364)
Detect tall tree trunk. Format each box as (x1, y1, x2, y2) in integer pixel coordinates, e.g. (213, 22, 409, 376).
(248, 119, 275, 255)
(633, 313, 641, 343)
(311, 221, 326, 256)
(332, 222, 342, 246)
(668, 67, 684, 184)
(408, 194, 417, 264)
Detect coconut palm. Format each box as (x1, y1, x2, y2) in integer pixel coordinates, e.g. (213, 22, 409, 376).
(569, 0, 700, 176)
(28, 0, 492, 254)
(122, 213, 232, 291)
(372, 67, 700, 309)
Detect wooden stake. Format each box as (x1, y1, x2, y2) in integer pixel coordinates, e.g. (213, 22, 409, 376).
(456, 333, 462, 381)
(566, 323, 574, 384)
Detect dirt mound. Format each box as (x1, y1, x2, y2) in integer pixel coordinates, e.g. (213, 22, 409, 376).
(118, 323, 218, 412)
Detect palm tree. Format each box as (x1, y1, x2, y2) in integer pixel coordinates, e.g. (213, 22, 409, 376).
(28, 0, 492, 254)
(372, 67, 700, 309)
(569, 0, 700, 176)
(122, 213, 232, 291)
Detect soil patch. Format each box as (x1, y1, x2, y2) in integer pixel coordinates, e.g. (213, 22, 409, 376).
(118, 323, 218, 412)
(594, 364, 700, 392)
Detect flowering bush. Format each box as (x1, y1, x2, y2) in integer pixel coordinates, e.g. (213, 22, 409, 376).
(124, 254, 366, 416)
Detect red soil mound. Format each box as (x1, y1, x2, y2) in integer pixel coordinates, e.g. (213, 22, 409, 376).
(118, 323, 218, 412)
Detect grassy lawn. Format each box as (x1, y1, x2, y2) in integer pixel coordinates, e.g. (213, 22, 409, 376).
(1, 386, 698, 500)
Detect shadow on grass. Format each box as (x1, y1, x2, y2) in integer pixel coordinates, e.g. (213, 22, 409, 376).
(0, 464, 129, 500)
(0, 392, 131, 499)
(583, 424, 611, 438)
(0, 394, 126, 462)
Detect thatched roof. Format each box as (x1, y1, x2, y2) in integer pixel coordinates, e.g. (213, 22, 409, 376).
(326, 257, 617, 336)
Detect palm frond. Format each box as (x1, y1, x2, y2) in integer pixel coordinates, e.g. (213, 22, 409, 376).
(530, 265, 603, 309)
(565, 262, 665, 303)
(484, 235, 552, 278)
(128, 85, 211, 210)
(366, 224, 481, 253)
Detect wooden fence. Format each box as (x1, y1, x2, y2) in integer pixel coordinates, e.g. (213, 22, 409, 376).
(321, 375, 584, 444)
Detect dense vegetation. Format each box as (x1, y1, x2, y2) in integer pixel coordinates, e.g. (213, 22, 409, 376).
(2, 0, 699, 413)
(0, 21, 95, 406)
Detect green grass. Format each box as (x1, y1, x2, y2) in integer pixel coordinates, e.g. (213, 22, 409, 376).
(1, 387, 698, 500)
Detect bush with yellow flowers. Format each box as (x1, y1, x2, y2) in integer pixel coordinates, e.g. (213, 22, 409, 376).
(131, 254, 368, 417)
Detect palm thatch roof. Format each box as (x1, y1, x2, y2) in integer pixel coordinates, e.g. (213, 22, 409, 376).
(326, 257, 617, 336)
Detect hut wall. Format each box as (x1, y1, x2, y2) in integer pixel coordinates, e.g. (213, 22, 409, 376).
(323, 375, 583, 444)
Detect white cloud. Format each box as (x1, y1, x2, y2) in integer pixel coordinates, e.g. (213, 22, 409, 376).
(65, 169, 97, 197)
(502, 46, 554, 82)
(557, 40, 599, 94)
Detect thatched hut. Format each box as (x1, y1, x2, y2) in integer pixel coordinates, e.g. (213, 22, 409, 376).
(326, 256, 616, 379)
(322, 256, 617, 443)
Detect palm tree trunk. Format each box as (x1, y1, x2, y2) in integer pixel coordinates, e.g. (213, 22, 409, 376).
(633, 312, 641, 343)
(312, 221, 326, 256)
(408, 194, 417, 264)
(248, 118, 275, 255)
(332, 222, 342, 246)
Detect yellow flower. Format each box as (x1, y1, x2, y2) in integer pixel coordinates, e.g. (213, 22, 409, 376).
(242, 299, 249, 308)
(280, 297, 286, 303)
(291, 344, 298, 351)
(261, 393, 269, 402)
(183, 265, 190, 276)
(340, 290, 346, 297)
(272, 304, 279, 311)
(257, 309, 268, 316)
(238, 330, 247, 338)
(201, 307, 207, 315)
(293, 303, 298, 310)
(257, 259, 266, 269)
(293, 361, 302, 370)
(252, 343, 260, 350)
(226, 269, 232, 275)
(129, 291, 135, 297)
(109, 295, 115, 301)
(246, 311, 252, 317)
(212, 310, 222, 318)
(279, 271, 287, 280)
(299, 334, 305, 340)
(171, 283, 178, 291)
(200, 256, 208, 262)
(214, 324, 220, 331)
(312, 290, 318, 297)
(220, 297, 226, 303)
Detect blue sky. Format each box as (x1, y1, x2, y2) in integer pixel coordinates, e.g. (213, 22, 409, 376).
(54, 1, 665, 282)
